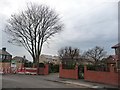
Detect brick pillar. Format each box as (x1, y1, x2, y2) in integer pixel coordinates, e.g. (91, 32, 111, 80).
(44, 64, 49, 75)
(59, 64, 62, 78)
(84, 65, 87, 80)
(75, 65, 78, 79)
(118, 70, 120, 88)
(110, 65, 115, 73)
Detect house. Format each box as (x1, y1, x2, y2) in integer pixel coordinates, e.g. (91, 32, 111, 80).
(39, 54, 60, 64)
(39, 54, 52, 63)
(106, 43, 120, 70)
(12, 56, 30, 68)
(0, 47, 12, 62)
(111, 43, 120, 56)
(77, 58, 93, 65)
(84, 44, 119, 86)
(0, 48, 12, 73)
(12, 56, 29, 63)
(52, 56, 61, 64)
(60, 54, 94, 65)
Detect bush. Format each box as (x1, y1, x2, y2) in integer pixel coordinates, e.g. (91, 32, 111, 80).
(86, 64, 109, 71)
(2, 59, 11, 62)
(62, 62, 76, 69)
(87, 64, 95, 70)
(24, 62, 33, 67)
(53, 65, 59, 72)
(39, 63, 45, 68)
(49, 63, 59, 73)
(78, 64, 84, 79)
(78, 64, 84, 73)
(78, 73, 84, 79)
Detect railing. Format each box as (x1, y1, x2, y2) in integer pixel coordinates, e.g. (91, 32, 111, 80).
(87, 65, 110, 72)
(62, 64, 76, 69)
(84, 65, 119, 86)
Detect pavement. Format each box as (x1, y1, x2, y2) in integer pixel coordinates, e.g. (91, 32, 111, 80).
(39, 73, 119, 89)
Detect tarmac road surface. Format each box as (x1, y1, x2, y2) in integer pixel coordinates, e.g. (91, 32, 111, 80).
(2, 74, 86, 88)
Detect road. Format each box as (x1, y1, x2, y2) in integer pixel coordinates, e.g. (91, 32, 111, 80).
(2, 74, 86, 88)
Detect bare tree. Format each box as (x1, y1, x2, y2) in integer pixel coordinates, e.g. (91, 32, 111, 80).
(82, 46, 107, 65)
(5, 4, 64, 70)
(58, 46, 80, 63)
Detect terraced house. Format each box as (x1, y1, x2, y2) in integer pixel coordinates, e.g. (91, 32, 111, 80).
(106, 43, 120, 71)
(39, 54, 60, 65)
(0, 48, 12, 73)
(0, 48, 12, 62)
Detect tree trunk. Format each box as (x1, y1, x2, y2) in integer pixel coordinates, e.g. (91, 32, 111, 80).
(32, 57, 36, 68)
(36, 56, 40, 75)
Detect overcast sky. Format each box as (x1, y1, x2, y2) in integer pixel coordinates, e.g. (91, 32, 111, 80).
(0, 0, 119, 61)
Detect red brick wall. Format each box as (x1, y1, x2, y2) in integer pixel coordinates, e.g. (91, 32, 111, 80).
(39, 68, 44, 74)
(0, 62, 11, 73)
(44, 64, 49, 75)
(84, 65, 119, 86)
(59, 64, 78, 79)
(17, 63, 23, 69)
(39, 64, 49, 75)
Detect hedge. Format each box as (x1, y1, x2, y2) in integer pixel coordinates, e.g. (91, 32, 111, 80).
(49, 63, 59, 73)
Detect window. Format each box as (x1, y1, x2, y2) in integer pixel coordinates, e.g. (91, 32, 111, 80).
(2, 55, 6, 60)
(6, 55, 9, 59)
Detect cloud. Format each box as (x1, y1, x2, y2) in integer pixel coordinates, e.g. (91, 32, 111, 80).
(0, 0, 118, 61)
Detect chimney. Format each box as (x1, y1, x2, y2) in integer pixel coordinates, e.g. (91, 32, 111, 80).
(23, 55, 26, 59)
(2, 47, 6, 51)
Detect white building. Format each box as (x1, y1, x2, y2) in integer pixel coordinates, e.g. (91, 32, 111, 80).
(39, 54, 60, 64)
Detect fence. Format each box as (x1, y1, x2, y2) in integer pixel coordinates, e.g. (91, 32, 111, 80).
(86, 65, 110, 72)
(84, 65, 119, 86)
(25, 68, 37, 75)
(0, 62, 11, 74)
(17, 64, 49, 75)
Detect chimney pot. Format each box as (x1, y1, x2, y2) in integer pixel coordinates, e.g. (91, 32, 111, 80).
(2, 47, 6, 51)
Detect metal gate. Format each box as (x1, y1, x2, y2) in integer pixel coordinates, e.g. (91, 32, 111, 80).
(78, 65, 84, 79)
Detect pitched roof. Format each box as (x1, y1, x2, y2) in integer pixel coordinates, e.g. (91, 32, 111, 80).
(41, 54, 53, 59)
(12, 56, 28, 62)
(107, 55, 118, 64)
(0, 49, 12, 56)
(13, 56, 24, 61)
(112, 43, 120, 48)
(109, 55, 118, 61)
